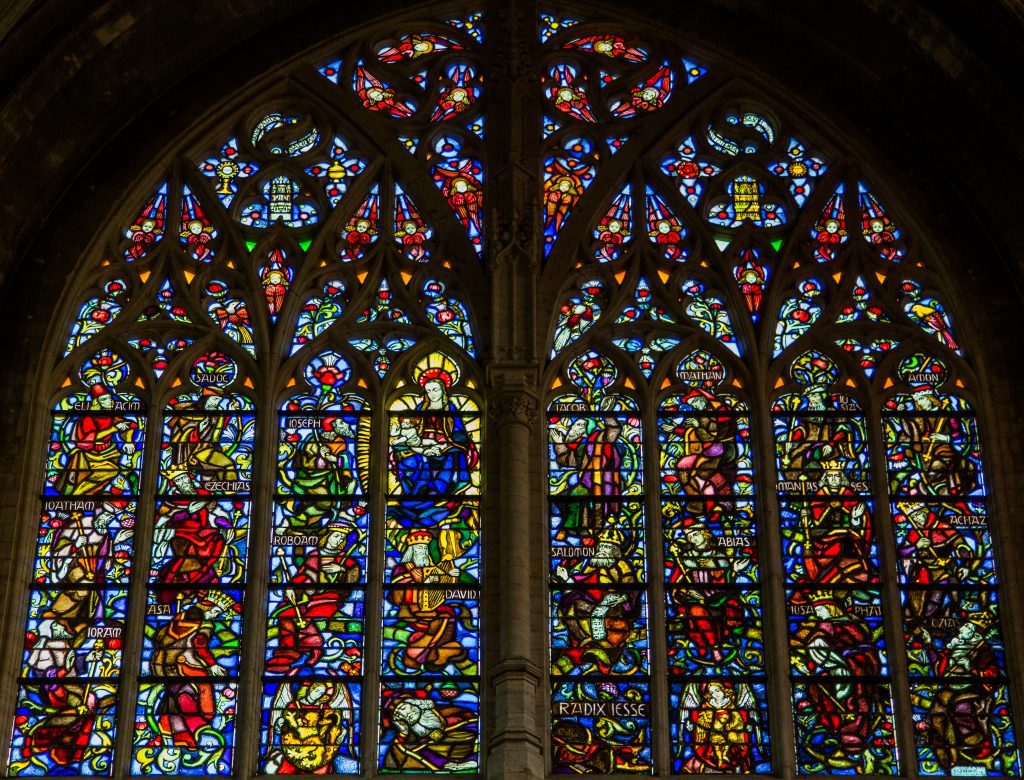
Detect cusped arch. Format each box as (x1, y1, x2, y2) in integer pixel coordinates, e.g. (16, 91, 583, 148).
(2, 3, 1023, 779)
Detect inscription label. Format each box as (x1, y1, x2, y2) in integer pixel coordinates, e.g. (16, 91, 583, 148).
(86, 626, 123, 639)
(553, 701, 649, 717)
(551, 403, 587, 413)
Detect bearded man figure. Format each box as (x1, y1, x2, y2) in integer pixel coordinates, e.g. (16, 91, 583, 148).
(380, 692, 477, 772)
(385, 529, 473, 674)
(553, 528, 642, 675)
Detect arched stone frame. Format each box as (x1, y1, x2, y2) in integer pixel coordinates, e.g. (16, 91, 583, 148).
(0, 10, 493, 775)
(0, 1, 1019, 777)
(535, 6, 1024, 775)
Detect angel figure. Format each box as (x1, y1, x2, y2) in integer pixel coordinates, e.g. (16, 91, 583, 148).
(434, 162, 483, 237)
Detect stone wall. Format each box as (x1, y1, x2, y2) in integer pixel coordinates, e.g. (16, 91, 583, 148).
(1, 2, 1021, 776)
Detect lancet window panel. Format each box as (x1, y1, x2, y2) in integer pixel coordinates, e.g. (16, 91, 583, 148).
(11, 348, 146, 778)
(659, 350, 769, 775)
(546, 349, 652, 774)
(265, 348, 371, 775)
(380, 350, 483, 773)
(135, 349, 256, 775)
(882, 353, 1018, 776)
(771, 349, 896, 775)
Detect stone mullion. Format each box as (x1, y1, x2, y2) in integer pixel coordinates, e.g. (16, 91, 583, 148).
(0, 441, 39, 770)
(486, 386, 543, 780)
(366, 396, 390, 775)
(111, 401, 162, 778)
(644, 397, 670, 775)
(486, 0, 542, 368)
(485, 1, 546, 777)
(230, 382, 276, 779)
(867, 407, 919, 778)
(977, 376, 1024, 777)
(753, 390, 797, 780)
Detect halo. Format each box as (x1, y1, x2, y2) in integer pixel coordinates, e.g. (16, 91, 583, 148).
(413, 351, 459, 388)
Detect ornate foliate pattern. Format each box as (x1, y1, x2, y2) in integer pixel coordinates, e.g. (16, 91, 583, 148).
(65, 278, 129, 356)
(291, 280, 348, 355)
(774, 277, 825, 357)
(552, 277, 606, 357)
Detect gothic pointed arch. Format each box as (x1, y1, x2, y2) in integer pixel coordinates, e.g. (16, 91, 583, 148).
(5, 12, 489, 777)
(541, 7, 1020, 776)
(2, 3, 1023, 779)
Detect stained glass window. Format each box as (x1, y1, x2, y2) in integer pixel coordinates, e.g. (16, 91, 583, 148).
(6, 6, 1023, 780)
(540, 8, 1018, 777)
(8, 11, 486, 775)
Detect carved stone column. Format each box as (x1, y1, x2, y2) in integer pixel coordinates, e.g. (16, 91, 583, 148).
(483, 0, 546, 775)
(486, 379, 544, 779)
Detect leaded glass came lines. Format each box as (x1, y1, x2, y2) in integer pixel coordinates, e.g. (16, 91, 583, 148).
(6, 6, 1023, 779)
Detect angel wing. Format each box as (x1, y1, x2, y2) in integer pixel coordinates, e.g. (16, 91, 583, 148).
(271, 682, 296, 718)
(356, 413, 373, 491)
(680, 683, 702, 710)
(734, 682, 754, 708)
